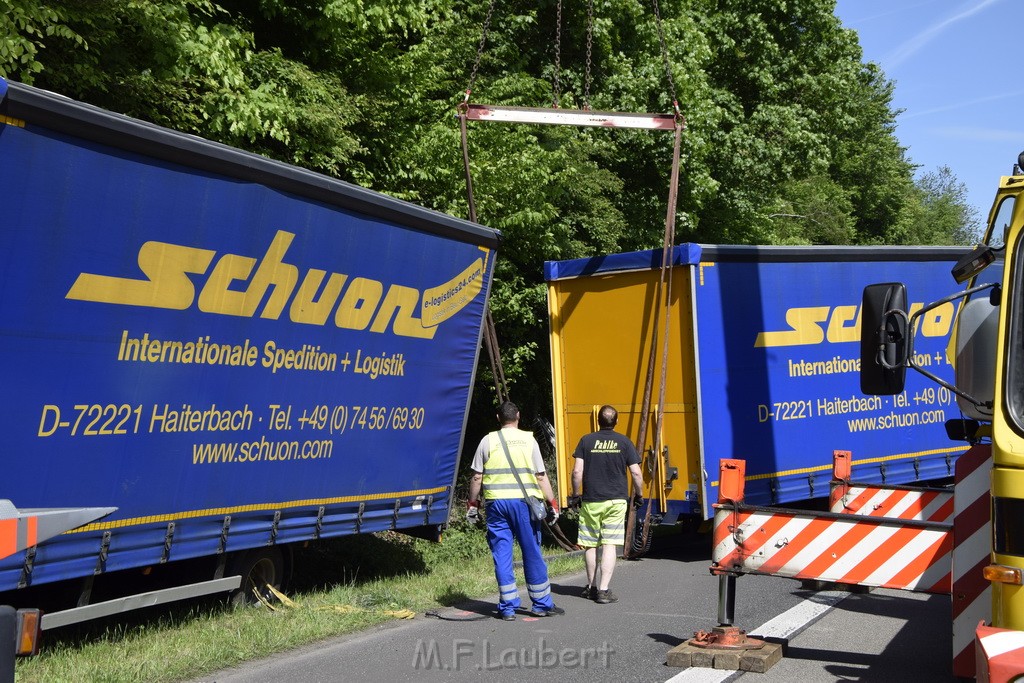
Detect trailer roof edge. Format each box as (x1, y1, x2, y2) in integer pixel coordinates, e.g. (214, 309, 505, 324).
(0, 79, 500, 249)
(544, 244, 970, 281)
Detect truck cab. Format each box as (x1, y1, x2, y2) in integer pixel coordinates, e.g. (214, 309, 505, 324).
(981, 159, 1024, 630)
(860, 153, 1024, 636)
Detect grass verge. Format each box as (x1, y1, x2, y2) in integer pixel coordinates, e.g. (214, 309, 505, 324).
(14, 524, 584, 683)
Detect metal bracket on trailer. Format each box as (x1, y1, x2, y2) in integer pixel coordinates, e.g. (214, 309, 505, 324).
(355, 502, 365, 534)
(160, 523, 175, 564)
(391, 499, 401, 530)
(217, 516, 231, 554)
(269, 511, 281, 546)
(314, 506, 325, 539)
(17, 547, 34, 589)
(1, 499, 117, 587)
(96, 530, 111, 574)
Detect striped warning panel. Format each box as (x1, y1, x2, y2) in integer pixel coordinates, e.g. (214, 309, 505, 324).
(975, 621, 1024, 683)
(829, 483, 953, 522)
(952, 445, 993, 679)
(711, 503, 952, 593)
(0, 500, 117, 562)
(0, 515, 37, 562)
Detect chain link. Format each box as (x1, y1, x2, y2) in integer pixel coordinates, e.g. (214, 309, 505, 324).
(650, 0, 679, 111)
(584, 0, 593, 109)
(552, 0, 563, 107)
(465, 0, 679, 114)
(464, 0, 498, 102)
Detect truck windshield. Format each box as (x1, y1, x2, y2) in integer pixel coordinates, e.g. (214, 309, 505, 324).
(1005, 195, 1024, 430)
(989, 195, 1015, 249)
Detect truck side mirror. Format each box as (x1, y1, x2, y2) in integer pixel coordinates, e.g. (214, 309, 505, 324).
(860, 283, 908, 395)
(951, 244, 996, 284)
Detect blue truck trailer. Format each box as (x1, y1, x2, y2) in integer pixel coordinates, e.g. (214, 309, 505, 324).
(0, 78, 499, 627)
(546, 244, 970, 528)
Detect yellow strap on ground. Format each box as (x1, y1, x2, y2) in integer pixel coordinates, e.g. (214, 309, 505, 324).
(261, 584, 415, 619)
(267, 585, 297, 608)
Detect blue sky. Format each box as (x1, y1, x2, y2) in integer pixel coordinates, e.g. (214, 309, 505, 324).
(832, 0, 1024, 235)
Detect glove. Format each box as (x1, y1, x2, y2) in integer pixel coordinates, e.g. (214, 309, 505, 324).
(567, 495, 582, 511)
(632, 494, 644, 509)
(546, 498, 560, 524)
(466, 499, 480, 523)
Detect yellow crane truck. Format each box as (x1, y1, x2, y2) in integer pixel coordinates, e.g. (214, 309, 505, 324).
(857, 151, 1024, 678)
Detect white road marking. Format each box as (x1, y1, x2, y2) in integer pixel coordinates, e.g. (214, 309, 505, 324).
(662, 590, 850, 682)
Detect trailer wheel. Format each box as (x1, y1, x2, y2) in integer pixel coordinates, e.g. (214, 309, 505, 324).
(629, 518, 655, 558)
(228, 548, 284, 607)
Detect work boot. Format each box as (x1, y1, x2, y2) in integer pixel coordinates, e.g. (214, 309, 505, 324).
(595, 589, 617, 604)
(529, 605, 565, 617)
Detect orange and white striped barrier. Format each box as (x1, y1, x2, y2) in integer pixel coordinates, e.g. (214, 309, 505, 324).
(713, 449, 992, 677)
(828, 450, 953, 522)
(953, 445, 993, 678)
(714, 450, 992, 676)
(712, 457, 952, 593)
(0, 501, 36, 562)
(976, 621, 1024, 682)
(0, 499, 116, 562)
(829, 484, 953, 521)
(711, 499, 952, 593)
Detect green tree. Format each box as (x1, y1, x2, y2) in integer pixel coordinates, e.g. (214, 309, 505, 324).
(30, 1, 363, 177)
(0, 0, 84, 84)
(904, 165, 982, 246)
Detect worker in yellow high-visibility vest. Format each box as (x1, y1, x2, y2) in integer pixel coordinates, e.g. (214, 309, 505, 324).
(467, 401, 563, 621)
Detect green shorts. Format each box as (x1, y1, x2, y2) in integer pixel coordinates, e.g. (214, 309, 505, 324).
(577, 499, 627, 548)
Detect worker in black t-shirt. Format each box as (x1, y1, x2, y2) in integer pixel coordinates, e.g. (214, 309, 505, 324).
(568, 405, 643, 604)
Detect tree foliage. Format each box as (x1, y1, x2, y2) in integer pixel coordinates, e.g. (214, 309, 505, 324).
(0, 0, 84, 83)
(0, 0, 982, 427)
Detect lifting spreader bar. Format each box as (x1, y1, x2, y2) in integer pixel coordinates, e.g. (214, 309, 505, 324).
(462, 103, 677, 130)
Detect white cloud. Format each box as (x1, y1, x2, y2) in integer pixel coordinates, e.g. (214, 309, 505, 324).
(928, 126, 1023, 143)
(885, 0, 1004, 70)
(902, 89, 1024, 119)
(848, 0, 936, 25)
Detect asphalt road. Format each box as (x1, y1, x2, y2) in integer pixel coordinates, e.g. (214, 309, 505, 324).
(190, 532, 953, 682)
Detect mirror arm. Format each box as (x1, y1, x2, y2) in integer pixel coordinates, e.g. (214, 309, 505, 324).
(877, 308, 909, 370)
(906, 362, 991, 410)
(904, 282, 999, 410)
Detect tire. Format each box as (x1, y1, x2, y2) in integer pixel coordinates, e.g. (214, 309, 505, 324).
(629, 516, 655, 558)
(228, 547, 285, 607)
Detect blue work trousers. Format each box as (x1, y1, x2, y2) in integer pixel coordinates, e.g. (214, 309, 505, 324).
(485, 498, 553, 616)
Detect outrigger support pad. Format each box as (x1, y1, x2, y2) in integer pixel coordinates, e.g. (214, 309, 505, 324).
(688, 626, 765, 651)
